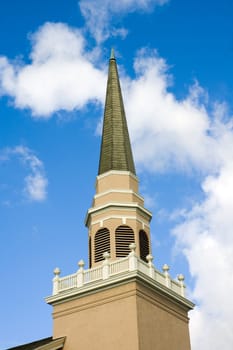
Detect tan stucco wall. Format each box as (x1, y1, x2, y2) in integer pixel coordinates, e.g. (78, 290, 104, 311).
(93, 190, 144, 207)
(52, 279, 191, 350)
(96, 172, 139, 194)
(136, 283, 192, 350)
(89, 214, 151, 264)
(53, 282, 139, 350)
(86, 170, 152, 267)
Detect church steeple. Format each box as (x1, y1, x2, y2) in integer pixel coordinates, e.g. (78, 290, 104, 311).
(86, 52, 152, 268)
(98, 52, 136, 175)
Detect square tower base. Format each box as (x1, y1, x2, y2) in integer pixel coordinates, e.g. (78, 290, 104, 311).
(49, 275, 192, 350)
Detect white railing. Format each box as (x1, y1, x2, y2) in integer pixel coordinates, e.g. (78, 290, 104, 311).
(109, 257, 129, 275)
(84, 266, 103, 283)
(58, 273, 77, 291)
(52, 244, 186, 298)
(138, 259, 149, 275)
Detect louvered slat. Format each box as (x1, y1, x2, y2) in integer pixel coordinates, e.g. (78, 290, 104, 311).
(115, 225, 135, 257)
(94, 228, 110, 262)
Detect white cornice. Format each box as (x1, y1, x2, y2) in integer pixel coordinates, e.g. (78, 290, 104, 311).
(94, 189, 144, 202)
(90, 215, 150, 228)
(85, 202, 152, 226)
(96, 170, 138, 181)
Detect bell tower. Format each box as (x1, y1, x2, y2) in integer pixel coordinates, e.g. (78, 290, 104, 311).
(46, 51, 194, 350)
(86, 49, 152, 267)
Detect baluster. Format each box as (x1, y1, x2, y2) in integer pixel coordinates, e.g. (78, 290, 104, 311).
(129, 243, 137, 271)
(162, 264, 171, 288)
(53, 268, 61, 295)
(178, 274, 185, 297)
(102, 252, 110, 279)
(146, 254, 154, 279)
(77, 260, 85, 287)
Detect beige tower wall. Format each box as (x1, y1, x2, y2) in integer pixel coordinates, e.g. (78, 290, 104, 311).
(53, 282, 140, 350)
(86, 171, 152, 267)
(89, 213, 151, 264)
(136, 283, 192, 350)
(52, 278, 191, 350)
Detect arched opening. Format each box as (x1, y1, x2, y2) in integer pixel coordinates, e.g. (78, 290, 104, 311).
(115, 225, 134, 257)
(139, 230, 149, 262)
(94, 228, 110, 263)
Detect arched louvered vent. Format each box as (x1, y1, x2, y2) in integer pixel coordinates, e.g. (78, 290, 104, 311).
(139, 230, 149, 262)
(94, 228, 110, 263)
(89, 236, 92, 268)
(115, 225, 135, 257)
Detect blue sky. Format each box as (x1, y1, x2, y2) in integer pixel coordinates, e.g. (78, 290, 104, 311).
(1, 1, 233, 349)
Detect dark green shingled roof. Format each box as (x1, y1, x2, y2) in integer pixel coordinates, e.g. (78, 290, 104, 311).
(98, 52, 136, 175)
(6, 337, 53, 350)
(6, 337, 65, 350)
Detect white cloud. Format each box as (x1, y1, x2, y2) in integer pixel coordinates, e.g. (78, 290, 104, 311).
(0, 146, 48, 201)
(123, 50, 223, 174)
(118, 50, 233, 349)
(24, 173, 47, 201)
(79, 0, 169, 43)
(0, 22, 106, 117)
(172, 162, 233, 349)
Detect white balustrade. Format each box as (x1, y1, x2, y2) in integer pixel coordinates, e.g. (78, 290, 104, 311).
(84, 266, 103, 283)
(171, 280, 182, 295)
(109, 257, 129, 275)
(58, 273, 77, 291)
(138, 259, 149, 275)
(52, 244, 186, 298)
(154, 269, 166, 285)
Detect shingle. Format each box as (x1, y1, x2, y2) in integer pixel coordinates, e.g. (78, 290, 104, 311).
(6, 337, 63, 350)
(98, 54, 136, 175)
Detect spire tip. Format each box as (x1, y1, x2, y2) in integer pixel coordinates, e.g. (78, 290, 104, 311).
(110, 48, 115, 60)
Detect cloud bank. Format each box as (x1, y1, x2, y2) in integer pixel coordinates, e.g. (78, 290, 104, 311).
(122, 50, 233, 349)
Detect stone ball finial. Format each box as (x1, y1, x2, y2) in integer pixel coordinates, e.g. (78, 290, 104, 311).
(103, 251, 110, 260)
(146, 254, 153, 263)
(162, 264, 170, 273)
(178, 274, 185, 282)
(129, 243, 136, 251)
(53, 267, 61, 276)
(78, 259, 85, 268)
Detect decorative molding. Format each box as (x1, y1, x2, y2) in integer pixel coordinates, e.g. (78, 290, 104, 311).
(47, 247, 194, 312)
(46, 269, 194, 311)
(96, 170, 138, 181)
(85, 202, 152, 226)
(94, 189, 144, 202)
(90, 215, 150, 229)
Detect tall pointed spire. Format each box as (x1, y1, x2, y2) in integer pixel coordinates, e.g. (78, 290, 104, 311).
(98, 52, 136, 175)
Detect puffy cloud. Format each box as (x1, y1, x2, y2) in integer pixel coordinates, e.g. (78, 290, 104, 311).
(0, 146, 48, 201)
(79, 0, 169, 43)
(123, 50, 223, 173)
(0, 22, 106, 117)
(172, 162, 233, 349)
